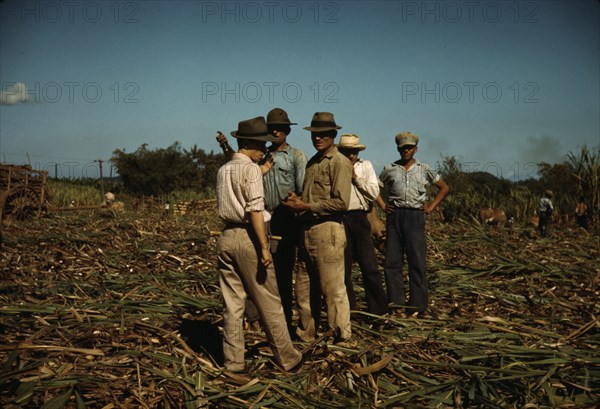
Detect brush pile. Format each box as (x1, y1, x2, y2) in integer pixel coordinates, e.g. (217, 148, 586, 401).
(1, 206, 598, 408)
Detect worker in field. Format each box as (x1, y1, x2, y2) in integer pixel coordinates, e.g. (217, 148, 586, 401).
(216, 108, 307, 338)
(215, 116, 303, 373)
(537, 190, 554, 237)
(337, 133, 388, 316)
(378, 132, 449, 317)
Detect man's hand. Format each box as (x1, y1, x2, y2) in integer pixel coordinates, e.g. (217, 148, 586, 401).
(282, 192, 310, 212)
(216, 132, 234, 159)
(260, 247, 273, 267)
(259, 152, 274, 175)
(384, 203, 396, 214)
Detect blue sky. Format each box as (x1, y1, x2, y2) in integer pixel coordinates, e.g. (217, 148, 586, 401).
(1, 0, 598, 181)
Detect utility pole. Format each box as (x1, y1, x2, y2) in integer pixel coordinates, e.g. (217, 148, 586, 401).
(97, 159, 105, 204)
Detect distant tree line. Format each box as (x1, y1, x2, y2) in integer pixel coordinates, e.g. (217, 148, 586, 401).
(110, 142, 598, 230)
(110, 142, 227, 197)
(437, 146, 599, 229)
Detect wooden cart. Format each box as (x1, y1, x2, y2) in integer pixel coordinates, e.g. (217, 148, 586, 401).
(0, 163, 49, 221)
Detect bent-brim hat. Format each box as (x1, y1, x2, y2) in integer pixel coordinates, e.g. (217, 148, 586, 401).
(303, 112, 342, 132)
(267, 108, 297, 125)
(231, 116, 276, 142)
(395, 131, 419, 147)
(338, 134, 366, 151)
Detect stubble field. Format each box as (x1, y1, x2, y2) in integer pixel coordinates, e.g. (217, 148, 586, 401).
(1, 203, 598, 408)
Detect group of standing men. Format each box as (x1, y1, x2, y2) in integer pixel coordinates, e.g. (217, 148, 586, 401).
(215, 109, 448, 373)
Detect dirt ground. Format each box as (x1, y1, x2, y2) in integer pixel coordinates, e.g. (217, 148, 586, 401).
(1, 206, 598, 408)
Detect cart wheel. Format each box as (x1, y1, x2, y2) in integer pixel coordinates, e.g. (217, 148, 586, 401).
(3, 187, 39, 220)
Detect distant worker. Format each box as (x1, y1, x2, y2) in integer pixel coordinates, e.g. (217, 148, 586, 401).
(575, 196, 588, 230)
(537, 190, 554, 237)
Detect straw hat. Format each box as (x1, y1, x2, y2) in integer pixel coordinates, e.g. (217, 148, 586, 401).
(337, 134, 365, 151)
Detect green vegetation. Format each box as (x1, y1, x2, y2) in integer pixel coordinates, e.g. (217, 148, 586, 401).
(45, 144, 598, 232)
(438, 146, 599, 230)
(111, 142, 227, 196)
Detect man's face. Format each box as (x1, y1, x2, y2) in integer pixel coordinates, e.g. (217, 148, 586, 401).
(246, 140, 268, 162)
(397, 144, 417, 161)
(311, 132, 335, 152)
(339, 148, 360, 164)
(268, 125, 289, 145)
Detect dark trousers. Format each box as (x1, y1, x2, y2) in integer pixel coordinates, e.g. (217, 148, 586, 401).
(384, 208, 428, 313)
(538, 213, 551, 237)
(269, 206, 301, 332)
(244, 207, 300, 331)
(343, 211, 389, 315)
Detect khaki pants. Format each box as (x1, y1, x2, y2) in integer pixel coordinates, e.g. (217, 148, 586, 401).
(296, 221, 351, 341)
(218, 226, 302, 372)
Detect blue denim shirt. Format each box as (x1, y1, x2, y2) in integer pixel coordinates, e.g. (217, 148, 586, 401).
(263, 144, 307, 211)
(379, 160, 440, 209)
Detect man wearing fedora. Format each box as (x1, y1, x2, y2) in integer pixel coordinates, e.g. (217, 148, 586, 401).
(337, 134, 389, 316)
(262, 108, 308, 336)
(216, 116, 303, 373)
(379, 132, 449, 317)
(216, 108, 307, 337)
(282, 112, 353, 344)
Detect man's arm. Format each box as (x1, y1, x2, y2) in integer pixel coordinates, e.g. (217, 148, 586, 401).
(216, 132, 235, 160)
(353, 161, 380, 203)
(249, 211, 272, 267)
(424, 178, 449, 215)
(294, 149, 308, 195)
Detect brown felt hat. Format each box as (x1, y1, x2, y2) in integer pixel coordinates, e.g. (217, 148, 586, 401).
(266, 108, 297, 125)
(230, 116, 276, 142)
(303, 112, 342, 132)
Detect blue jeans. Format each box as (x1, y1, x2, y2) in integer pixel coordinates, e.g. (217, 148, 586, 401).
(384, 208, 428, 313)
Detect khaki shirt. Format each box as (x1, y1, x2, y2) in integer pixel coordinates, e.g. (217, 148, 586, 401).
(301, 146, 352, 218)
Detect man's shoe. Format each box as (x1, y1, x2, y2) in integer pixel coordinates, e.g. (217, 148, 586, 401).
(333, 337, 358, 349)
(286, 350, 312, 374)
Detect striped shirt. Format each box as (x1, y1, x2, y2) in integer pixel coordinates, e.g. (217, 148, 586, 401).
(217, 153, 270, 224)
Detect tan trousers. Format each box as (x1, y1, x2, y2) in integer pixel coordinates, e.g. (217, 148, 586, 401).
(218, 226, 302, 372)
(296, 221, 352, 341)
